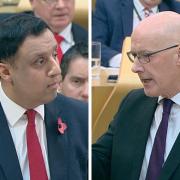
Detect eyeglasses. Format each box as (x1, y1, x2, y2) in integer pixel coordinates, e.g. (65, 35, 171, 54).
(42, 0, 58, 4)
(42, 0, 70, 5)
(127, 44, 179, 64)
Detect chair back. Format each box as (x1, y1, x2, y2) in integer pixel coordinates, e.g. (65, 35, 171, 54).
(118, 37, 141, 85)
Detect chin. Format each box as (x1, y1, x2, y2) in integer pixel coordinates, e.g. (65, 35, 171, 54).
(143, 88, 160, 97)
(53, 21, 69, 31)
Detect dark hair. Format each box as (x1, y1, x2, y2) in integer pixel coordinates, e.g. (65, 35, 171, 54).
(0, 13, 50, 63)
(60, 42, 88, 80)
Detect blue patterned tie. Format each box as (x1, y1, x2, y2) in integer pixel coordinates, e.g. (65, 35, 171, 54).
(145, 99, 174, 180)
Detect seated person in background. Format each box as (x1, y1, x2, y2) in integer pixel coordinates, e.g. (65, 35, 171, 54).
(59, 42, 88, 102)
(0, 14, 87, 180)
(92, 0, 180, 67)
(29, 0, 88, 63)
(93, 11, 180, 180)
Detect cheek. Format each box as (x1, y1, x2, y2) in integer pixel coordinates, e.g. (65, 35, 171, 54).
(68, 83, 81, 95)
(67, 5, 75, 17)
(13, 70, 45, 89)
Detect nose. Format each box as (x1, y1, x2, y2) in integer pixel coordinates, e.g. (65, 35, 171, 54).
(81, 81, 88, 102)
(131, 59, 144, 74)
(48, 56, 61, 78)
(55, 0, 66, 8)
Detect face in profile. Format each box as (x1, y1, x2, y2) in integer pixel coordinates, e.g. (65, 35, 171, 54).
(60, 57, 88, 102)
(30, 0, 75, 33)
(131, 31, 179, 98)
(4, 29, 61, 108)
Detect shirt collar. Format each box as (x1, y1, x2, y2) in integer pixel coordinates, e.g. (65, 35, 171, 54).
(0, 83, 44, 127)
(59, 23, 73, 44)
(158, 93, 180, 106)
(133, 0, 159, 15)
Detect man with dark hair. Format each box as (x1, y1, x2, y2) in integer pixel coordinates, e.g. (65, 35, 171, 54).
(0, 14, 87, 180)
(59, 42, 88, 102)
(0, 0, 88, 63)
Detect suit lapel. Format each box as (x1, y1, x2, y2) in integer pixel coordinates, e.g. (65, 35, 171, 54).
(45, 103, 69, 180)
(131, 97, 158, 179)
(0, 104, 23, 180)
(72, 24, 78, 43)
(159, 133, 180, 180)
(71, 24, 88, 44)
(120, 0, 134, 36)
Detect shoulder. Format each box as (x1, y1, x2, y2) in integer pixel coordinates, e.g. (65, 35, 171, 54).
(72, 23, 87, 35)
(46, 94, 88, 133)
(72, 23, 88, 43)
(48, 93, 88, 114)
(159, 0, 180, 12)
(95, 0, 132, 9)
(117, 88, 157, 112)
(0, 13, 15, 22)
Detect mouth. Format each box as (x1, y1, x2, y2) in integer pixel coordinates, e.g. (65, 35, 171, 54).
(48, 81, 60, 89)
(53, 13, 68, 19)
(140, 78, 153, 85)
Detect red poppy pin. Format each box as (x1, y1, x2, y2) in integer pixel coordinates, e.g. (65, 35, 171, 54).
(58, 117, 67, 134)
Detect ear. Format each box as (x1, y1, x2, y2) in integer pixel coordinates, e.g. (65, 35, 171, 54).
(0, 63, 12, 82)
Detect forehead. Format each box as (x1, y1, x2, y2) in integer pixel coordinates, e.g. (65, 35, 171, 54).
(40, 0, 74, 5)
(17, 29, 57, 56)
(68, 57, 88, 74)
(131, 28, 167, 51)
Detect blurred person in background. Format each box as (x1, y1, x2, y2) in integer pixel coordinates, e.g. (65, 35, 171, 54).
(29, 0, 88, 63)
(59, 42, 88, 102)
(92, 0, 180, 67)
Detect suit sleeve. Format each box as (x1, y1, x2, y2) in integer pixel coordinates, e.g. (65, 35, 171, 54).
(92, 0, 119, 67)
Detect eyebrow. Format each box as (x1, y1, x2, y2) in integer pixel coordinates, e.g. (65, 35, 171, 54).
(70, 76, 87, 80)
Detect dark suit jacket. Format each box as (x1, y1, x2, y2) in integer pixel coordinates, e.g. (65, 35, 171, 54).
(0, 12, 88, 44)
(92, 0, 180, 67)
(93, 88, 180, 180)
(72, 23, 88, 44)
(0, 94, 88, 180)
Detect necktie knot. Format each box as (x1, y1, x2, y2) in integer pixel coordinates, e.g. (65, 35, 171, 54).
(54, 33, 64, 44)
(25, 109, 36, 125)
(26, 109, 36, 125)
(143, 7, 153, 17)
(163, 99, 174, 114)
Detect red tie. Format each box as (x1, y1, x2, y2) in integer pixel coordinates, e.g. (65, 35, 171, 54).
(26, 109, 48, 180)
(54, 33, 64, 64)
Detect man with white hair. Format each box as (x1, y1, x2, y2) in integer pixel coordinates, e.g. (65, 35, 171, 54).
(93, 11, 180, 180)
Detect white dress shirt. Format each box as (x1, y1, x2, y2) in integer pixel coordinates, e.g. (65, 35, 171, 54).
(109, 53, 122, 68)
(139, 93, 180, 180)
(133, 0, 158, 30)
(109, 0, 158, 68)
(0, 84, 50, 180)
(59, 23, 75, 54)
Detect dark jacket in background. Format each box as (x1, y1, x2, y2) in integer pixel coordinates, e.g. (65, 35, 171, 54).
(92, 0, 180, 66)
